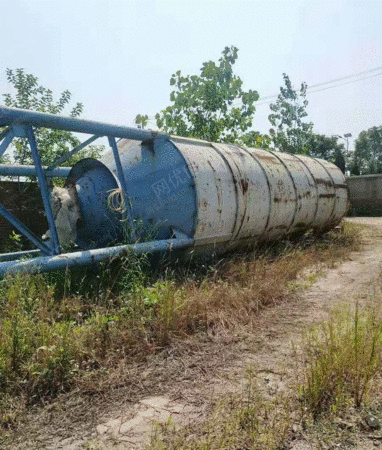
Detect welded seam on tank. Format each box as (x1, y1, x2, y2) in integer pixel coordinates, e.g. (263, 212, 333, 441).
(344, 182, 351, 215)
(209, 143, 240, 241)
(215, 143, 249, 241)
(313, 158, 337, 221)
(238, 147, 273, 240)
(167, 140, 198, 240)
(291, 154, 320, 226)
(170, 135, 213, 147)
(267, 150, 299, 234)
(231, 150, 248, 240)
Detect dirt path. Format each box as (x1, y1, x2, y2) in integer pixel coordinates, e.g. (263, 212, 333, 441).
(5, 218, 382, 450)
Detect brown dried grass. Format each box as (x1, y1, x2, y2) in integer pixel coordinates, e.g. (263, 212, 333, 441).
(0, 221, 361, 441)
(174, 222, 360, 335)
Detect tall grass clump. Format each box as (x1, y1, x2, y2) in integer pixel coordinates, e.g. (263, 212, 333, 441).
(0, 273, 85, 403)
(0, 252, 185, 420)
(300, 303, 382, 418)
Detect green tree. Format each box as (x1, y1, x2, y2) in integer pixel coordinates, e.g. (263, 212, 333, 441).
(268, 73, 313, 154)
(308, 134, 346, 172)
(351, 126, 382, 175)
(137, 46, 260, 144)
(134, 114, 149, 129)
(238, 130, 271, 149)
(2, 68, 103, 165)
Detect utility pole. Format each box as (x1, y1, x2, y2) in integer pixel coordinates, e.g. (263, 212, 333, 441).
(333, 133, 352, 174)
(334, 133, 352, 157)
(343, 133, 352, 154)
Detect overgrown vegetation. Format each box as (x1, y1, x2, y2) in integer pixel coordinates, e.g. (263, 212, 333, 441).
(147, 237, 382, 450)
(293, 299, 382, 449)
(148, 294, 382, 450)
(0, 223, 360, 434)
(301, 303, 382, 416)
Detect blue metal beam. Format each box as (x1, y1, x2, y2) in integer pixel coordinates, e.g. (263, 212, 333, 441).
(0, 106, 169, 268)
(108, 136, 136, 240)
(0, 106, 157, 141)
(0, 237, 194, 276)
(26, 126, 61, 255)
(0, 249, 41, 262)
(0, 127, 11, 141)
(0, 129, 14, 158)
(47, 134, 101, 171)
(0, 164, 71, 178)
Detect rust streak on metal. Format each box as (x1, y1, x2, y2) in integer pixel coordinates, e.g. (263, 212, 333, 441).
(315, 178, 334, 186)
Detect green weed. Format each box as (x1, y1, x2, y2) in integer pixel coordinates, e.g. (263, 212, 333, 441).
(300, 303, 382, 417)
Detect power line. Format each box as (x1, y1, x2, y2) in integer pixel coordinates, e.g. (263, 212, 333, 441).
(255, 71, 382, 106)
(258, 65, 382, 101)
(308, 65, 382, 89)
(139, 65, 382, 121)
(308, 71, 382, 94)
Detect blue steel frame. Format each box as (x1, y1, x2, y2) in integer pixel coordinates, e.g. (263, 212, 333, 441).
(0, 106, 194, 275)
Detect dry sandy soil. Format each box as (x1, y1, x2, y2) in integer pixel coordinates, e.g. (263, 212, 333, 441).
(3, 217, 382, 450)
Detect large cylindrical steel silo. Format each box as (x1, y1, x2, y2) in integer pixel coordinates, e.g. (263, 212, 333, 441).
(65, 135, 348, 253)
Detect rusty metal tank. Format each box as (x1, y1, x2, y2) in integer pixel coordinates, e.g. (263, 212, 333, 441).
(68, 135, 349, 252)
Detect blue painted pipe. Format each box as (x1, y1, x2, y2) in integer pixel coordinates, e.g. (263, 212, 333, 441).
(0, 164, 71, 178)
(46, 134, 100, 171)
(0, 237, 194, 276)
(0, 106, 157, 142)
(0, 249, 41, 262)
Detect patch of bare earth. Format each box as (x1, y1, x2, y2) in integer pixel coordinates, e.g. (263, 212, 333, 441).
(2, 217, 382, 450)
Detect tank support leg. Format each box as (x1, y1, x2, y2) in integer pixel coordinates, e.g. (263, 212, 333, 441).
(108, 136, 136, 241)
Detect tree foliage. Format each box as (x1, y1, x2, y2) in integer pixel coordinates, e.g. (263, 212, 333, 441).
(136, 46, 260, 144)
(268, 73, 313, 154)
(238, 130, 271, 149)
(2, 68, 103, 165)
(308, 134, 346, 172)
(351, 126, 382, 175)
(134, 114, 149, 129)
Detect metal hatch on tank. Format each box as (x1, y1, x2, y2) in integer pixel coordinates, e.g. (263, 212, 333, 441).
(65, 159, 122, 249)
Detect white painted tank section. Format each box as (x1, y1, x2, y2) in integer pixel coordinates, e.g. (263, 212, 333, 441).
(210, 143, 270, 241)
(169, 138, 348, 249)
(314, 157, 349, 225)
(243, 148, 297, 240)
(293, 155, 343, 228)
(171, 138, 237, 245)
(271, 152, 318, 231)
(113, 137, 349, 252)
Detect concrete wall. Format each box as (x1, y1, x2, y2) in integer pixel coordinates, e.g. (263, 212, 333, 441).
(347, 174, 382, 216)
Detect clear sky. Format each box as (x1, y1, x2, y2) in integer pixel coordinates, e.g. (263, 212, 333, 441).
(1, 0, 382, 151)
